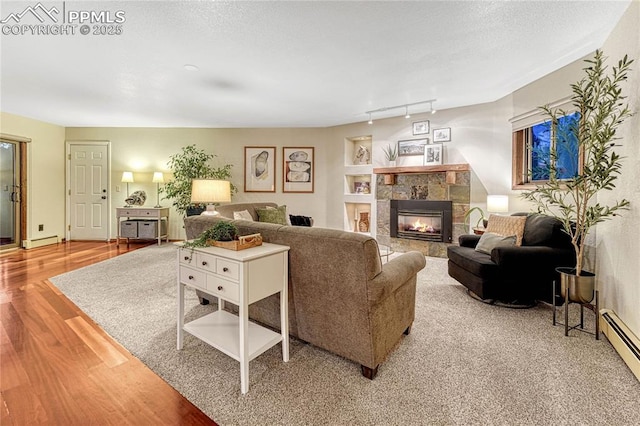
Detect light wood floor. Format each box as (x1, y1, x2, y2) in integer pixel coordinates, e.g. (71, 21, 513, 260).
(0, 241, 217, 425)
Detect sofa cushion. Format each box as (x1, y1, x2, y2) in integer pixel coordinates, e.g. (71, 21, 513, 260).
(233, 210, 254, 221)
(486, 214, 527, 246)
(447, 245, 499, 279)
(256, 205, 288, 225)
(522, 213, 572, 248)
(475, 232, 516, 255)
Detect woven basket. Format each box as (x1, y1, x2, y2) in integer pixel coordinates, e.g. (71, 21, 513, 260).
(208, 233, 262, 251)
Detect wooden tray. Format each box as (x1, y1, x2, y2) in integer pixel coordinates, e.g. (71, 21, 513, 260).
(208, 233, 262, 251)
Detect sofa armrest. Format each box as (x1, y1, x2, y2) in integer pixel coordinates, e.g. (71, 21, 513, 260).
(367, 251, 426, 304)
(491, 246, 576, 271)
(459, 234, 481, 248)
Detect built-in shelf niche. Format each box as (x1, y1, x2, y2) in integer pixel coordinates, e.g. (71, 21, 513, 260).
(343, 135, 375, 236)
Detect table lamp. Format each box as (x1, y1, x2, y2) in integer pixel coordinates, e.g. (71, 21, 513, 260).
(190, 179, 231, 215)
(121, 171, 134, 207)
(487, 195, 509, 214)
(152, 172, 164, 208)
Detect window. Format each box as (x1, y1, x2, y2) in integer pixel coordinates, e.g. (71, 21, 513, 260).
(512, 110, 581, 189)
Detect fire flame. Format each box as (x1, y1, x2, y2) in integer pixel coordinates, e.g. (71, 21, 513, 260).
(411, 219, 435, 233)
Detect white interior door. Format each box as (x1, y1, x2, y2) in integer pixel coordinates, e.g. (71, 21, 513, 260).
(68, 143, 110, 240)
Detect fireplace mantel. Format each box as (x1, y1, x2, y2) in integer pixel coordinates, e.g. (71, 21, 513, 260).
(373, 163, 469, 175)
(374, 163, 469, 185)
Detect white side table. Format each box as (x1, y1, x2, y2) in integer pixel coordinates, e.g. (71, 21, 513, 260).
(176, 242, 290, 394)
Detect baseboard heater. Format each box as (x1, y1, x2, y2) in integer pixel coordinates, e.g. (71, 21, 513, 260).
(22, 235, 60, 249)
(600, 309, 640, 382)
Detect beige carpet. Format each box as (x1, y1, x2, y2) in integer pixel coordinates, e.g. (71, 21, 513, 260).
(50, 244, 640, 425)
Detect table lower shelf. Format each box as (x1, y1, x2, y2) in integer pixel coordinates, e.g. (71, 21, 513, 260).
(183, 310, 282, 362)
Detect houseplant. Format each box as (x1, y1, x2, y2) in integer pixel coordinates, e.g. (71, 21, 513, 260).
(162, 144, 236, 217)
(463, 206, 487, 233)
(522, 50, 633, 303)
(184, 221, 239, 248)
(382, 144, 398, 166)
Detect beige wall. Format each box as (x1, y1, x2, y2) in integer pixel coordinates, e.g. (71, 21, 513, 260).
(597, 0, 640, 338)
(64, 127, 335, 239)
(0, 112, 66, 243)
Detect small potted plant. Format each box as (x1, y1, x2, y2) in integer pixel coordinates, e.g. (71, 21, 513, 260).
(522, 50, 633, 303)
(463, 207, 487, 234)
(184, 221, 238, 249)
(382, 144, 398, 167)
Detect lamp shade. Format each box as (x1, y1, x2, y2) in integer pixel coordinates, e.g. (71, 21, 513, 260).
(487, 195, 509, 213)
(152, 172, 164, 183)
(191, 179, 231, 203)
(121, 171, 134, 183)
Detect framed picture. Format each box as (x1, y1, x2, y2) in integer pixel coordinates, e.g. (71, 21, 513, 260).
(412, 120, 430, 135)
(283, 147, 314, 193)
(244, 147, 276, 192)
(433, 127, 451, 142)
(398, 138, 428, 156)
(424, 143, 443, 166)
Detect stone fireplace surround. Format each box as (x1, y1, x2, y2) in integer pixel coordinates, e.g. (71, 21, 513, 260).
(374, 164, 470, 258)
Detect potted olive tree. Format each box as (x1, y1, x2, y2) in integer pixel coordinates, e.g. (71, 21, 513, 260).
(162, 144, 236, 217)
(522, 50, 633, 303)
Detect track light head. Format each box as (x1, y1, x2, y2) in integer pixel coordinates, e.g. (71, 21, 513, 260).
(404, 106, 410, 119)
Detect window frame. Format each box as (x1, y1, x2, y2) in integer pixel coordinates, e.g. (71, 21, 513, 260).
(510, 98, 583, 190)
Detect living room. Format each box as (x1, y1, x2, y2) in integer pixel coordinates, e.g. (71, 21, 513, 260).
(1, 1, 639, 424)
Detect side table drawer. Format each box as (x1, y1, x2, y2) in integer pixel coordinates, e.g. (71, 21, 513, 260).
(179, 249, 195, 265)
(179, 266, 206, 291)
(196, 252, 217, 273)
(216, 258, 239, 281)
(206, 275, 239, 303)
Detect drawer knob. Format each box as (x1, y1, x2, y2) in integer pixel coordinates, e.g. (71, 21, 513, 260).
(188, 275, 194, 280)
(202, 261, 208, 266)
(223, 267, 229, 272)
(217, 286, 223, 291)
(184, 256, 190, 261)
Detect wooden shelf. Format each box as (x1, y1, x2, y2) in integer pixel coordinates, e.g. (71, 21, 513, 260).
(373, 163, 469, 174)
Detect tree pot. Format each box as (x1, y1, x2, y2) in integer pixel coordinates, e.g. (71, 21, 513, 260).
(557, 267, 595, 304)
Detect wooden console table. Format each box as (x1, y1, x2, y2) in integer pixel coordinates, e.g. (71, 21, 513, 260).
(116, 207, 169, 246)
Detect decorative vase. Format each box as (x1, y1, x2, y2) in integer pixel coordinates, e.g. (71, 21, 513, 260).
(388, 160, 397, 168)
(358, 212, 370, 232)
(557, 267, 595, 304)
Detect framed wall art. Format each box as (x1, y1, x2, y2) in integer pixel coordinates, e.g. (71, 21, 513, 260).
(412, 120, 430, 135)
(398, 138, 428, 156)
(424, 143, 443, 166)
(283, 147, 314, 193)
(244, 146, 276, 192)
(433, 127, 451, 142)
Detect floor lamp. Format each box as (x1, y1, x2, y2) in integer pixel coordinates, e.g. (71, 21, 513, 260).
(152, 172, 164, 208)
(190, 179, 231, 215)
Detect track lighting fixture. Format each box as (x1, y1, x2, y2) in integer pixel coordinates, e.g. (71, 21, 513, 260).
(365, 99, 436, 123)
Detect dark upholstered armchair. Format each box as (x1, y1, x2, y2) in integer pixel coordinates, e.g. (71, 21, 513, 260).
(447, 213, 576, 306)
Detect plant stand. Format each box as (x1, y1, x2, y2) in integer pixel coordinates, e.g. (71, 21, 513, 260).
(552, 279, 599, 340)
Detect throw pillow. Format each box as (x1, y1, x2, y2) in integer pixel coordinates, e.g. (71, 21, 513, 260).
(233, 210, 254, 221)
(256, 205, 287, 225)
(485, 214, 527, 246)
(475, 232, 517, 255)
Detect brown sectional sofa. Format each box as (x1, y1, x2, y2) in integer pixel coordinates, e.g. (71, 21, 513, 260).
(184, 202, 426, 379)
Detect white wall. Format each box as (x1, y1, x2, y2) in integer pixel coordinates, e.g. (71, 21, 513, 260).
(64, 127, 335, 240)
(597, 1, 640, 338)
(0, 112, 66, 243)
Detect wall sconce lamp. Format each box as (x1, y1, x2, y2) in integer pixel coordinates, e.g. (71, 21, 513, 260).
(152, 172, 164, 208)
(121, 171, 134, 207)
(365, 99, 436, 124)
(190, 179, 231, 216)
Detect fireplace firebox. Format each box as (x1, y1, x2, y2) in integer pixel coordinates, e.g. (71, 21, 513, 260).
(390, 200, 453, 243)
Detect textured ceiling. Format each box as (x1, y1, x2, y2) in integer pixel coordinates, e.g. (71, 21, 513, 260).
(0, 1, 632, 127)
